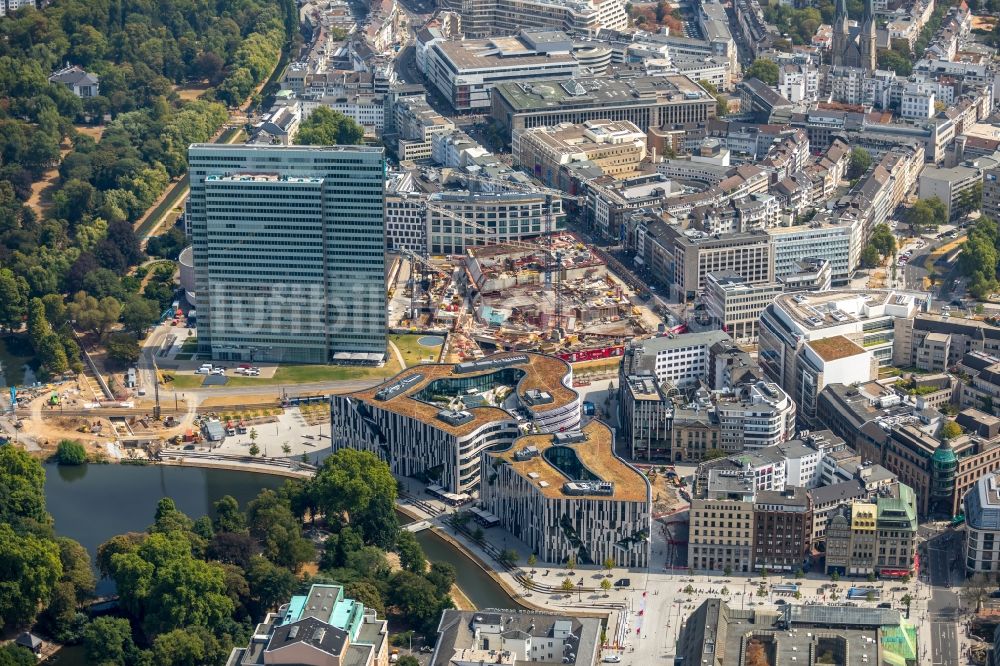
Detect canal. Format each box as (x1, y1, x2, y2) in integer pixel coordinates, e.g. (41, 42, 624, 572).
(44, 464, 521, 610)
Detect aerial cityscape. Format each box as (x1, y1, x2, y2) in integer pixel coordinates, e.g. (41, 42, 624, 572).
(5, 0, 1000, 664)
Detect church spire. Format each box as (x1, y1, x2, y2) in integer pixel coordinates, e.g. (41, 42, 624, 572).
(860, 0, 877, 71)
(831, 0, 851, 67)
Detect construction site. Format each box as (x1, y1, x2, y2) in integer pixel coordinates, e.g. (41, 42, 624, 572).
(389, 232, 656, 365)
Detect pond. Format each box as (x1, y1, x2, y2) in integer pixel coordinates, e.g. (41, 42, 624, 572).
(44, 463, 522, 610)
(0, 335, 37, 389)
(44, 463, 287, 596)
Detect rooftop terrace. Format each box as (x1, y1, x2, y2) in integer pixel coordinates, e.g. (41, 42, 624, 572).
(489, 421, 649, 501)
(347, 352, 577, 436)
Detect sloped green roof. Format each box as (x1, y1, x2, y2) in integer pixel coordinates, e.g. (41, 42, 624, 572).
(881, 622, 917, 662)
(877, 483, 917, 527)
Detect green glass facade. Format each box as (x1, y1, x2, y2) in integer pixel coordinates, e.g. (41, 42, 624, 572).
(187, 144, 386, 363)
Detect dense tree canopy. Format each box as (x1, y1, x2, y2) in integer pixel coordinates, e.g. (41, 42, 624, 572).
(744, 59, 779, 86)
(959, 216, 1000, 299)
(0, 0, 297, 370)
(906, 196, 948, 232)
(294, 107, 365, 146)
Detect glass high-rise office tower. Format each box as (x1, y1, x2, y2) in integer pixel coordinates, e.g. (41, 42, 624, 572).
(187, 144, 386, 364)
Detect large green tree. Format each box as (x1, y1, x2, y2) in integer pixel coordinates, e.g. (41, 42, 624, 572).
(245, 489, 315, 571)
(848, 147, 872, 179)
(0, 268, 26, 332)
(295, 107, 365, 146)
(311, 449, 399, 548)
(744, 59, 779, 85)
(0, 446, 50, 533)
(0, 523, 62, 629)
(82, 616, 138, 665)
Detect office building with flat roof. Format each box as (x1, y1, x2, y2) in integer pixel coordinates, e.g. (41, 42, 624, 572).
(330, 353, 580, 495)
(758, 290, 922, 424)
(511, 119, 646, 188)
(439, 0, 627, 39)
(482, 421, 651, 566)
(425, 31, 582, 112)
(490, 74, 716, 136)
(964, 471, 1000, 575)
(704, 271, 783, 343)
(678, 600, 915, 666)
(187, 144, 386, 363)
(620, 331, 731, 389)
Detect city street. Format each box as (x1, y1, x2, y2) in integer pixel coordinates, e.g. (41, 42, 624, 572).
(923, 524, 966, 666)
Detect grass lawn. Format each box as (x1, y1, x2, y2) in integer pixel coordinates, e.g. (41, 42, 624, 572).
(167, 374, 205, 390)
(165, 353, 403, 390)
(390, 333, 442, 367)
(180, 337, 198, 352)
(174, 353, 193, 361)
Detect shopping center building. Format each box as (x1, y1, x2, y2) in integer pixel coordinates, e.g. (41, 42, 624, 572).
(330, 353, 580, 496)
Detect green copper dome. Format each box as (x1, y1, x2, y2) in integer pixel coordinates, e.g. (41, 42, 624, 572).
(931, 440, 958, 466)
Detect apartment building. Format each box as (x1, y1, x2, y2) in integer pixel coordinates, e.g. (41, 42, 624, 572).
(480, 421, 651, 567)
(225, 584, 388, 666)
(186, 145, 386, 363)
(703, 271, 782, 343)
(491, 74, 716, 135)
(689, 471, 756, 572)
(330, 353, 580, 495)
(752, 487, 812, 572)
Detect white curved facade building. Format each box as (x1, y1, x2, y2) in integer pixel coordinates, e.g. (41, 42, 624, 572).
(330, 353, 580, 495)
(482, 421, 651, 566)
(178, 245, 196, 306)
